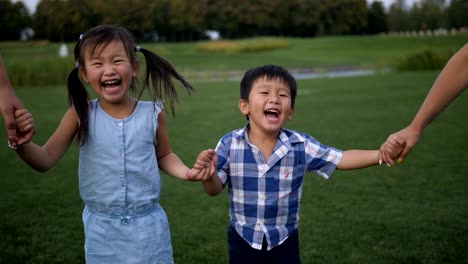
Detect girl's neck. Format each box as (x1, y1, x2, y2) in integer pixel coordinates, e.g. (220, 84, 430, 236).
(98, 97, 136, 119)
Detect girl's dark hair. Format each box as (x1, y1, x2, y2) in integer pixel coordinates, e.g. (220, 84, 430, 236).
(240, 64, 297, 106)
(67, 24, 194, 145)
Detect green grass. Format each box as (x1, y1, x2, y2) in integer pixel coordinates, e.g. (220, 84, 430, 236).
(1, 34, 467, 86)
(1, 70, 467, 263)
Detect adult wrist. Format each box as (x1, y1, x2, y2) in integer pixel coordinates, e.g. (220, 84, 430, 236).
(8, 140, 23, 150)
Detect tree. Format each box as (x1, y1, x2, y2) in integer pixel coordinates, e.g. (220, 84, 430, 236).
(387, 0, 411, 32)
(0, 0, 32, 41)
(367, 1, 388, 34)
(446, 0, 468, 29)
(320, 0, 368, 35)
(412, 0, 445, 30)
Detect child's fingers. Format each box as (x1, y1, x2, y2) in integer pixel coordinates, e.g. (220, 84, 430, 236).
(14, 109, 29, 118)
(380, 143, 395, 166)
(14, 110, 34, 130)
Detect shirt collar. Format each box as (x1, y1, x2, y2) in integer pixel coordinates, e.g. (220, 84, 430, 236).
(235, 124, 305, 147)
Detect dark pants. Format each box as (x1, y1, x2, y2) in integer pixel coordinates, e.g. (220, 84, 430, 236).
(228, 225, 301, 264)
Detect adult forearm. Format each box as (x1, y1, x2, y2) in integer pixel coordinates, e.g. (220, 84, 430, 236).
(409, 44, 468, 132)
(0, 55, 13, 93)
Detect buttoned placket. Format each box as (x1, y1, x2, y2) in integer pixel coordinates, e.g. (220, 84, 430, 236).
(117, 120, 128, 211)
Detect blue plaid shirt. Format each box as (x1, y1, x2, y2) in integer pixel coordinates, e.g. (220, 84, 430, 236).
(215, 125, 343, 250)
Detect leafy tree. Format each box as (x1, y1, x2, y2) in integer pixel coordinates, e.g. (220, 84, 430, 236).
(367, 1, 388, 34)
(0, 0, 32, 40)
(387, 0, 411, 32)
(412, 0, 445, 30)
(446, 0, 468, 29)
(320, 0, 368, 35)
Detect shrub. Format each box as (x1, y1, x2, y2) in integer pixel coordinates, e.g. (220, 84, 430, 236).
(394, 49, 455, 71)
(195, 38, 289, 54)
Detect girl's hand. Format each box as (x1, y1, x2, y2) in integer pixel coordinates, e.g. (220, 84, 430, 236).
(187, 149, 217, 181)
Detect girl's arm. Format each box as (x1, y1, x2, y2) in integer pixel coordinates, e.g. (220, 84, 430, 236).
(15, 107, 79, 172)
(155, 111, 192, 180)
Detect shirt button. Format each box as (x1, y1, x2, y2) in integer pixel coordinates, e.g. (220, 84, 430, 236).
(118, 122, 123, 126)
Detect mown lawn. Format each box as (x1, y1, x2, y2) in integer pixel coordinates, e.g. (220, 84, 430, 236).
(1, 70, 467, 263)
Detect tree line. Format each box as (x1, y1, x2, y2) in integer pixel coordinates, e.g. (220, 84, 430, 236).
(1, 0, 466, 42)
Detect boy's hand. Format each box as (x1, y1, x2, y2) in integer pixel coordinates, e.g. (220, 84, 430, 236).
(10, 109, 35, 147)
(187, 149, 217, 181)
(379, 136, 405, 166)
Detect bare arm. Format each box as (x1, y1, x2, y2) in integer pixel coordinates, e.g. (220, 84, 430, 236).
(337, 150, 380, 170)
(382, 44, 468, 164)
(0, 54, 34, 146)
(202, 175, 224, 196)
(155, 111, 192, 180)
(16, 107, 79, 172)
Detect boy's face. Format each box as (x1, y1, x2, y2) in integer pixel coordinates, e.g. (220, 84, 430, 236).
(239, 76, 294, 135)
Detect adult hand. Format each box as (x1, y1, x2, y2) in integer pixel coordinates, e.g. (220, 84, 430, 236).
(0, 93, 34, 146)
(381, 125, 421, 165)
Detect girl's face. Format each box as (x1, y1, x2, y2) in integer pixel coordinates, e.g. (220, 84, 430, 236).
(80, 40, 138, 108)
(239, 76, 294, 136)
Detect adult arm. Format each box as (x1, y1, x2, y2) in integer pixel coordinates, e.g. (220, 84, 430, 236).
(382, 43, 468, 164)
(0, 54, 34, 146)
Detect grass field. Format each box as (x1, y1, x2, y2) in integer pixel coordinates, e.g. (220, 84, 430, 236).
(1, 34, 467, 86)
(1, 69, 467, 263)
(1, 35, 467, 263)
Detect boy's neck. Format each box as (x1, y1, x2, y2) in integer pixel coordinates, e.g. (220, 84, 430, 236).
(247, 126, 280, 161)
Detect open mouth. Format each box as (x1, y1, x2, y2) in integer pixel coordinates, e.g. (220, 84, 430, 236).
(264, 109, 279, 120)
(101, 79, 122, 89)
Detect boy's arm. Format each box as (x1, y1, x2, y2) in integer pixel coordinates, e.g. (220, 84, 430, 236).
(15, 107, 79, 172)
(202, 176, 224, 196)
(337, 150, 380, 170)
(186, 149, 217, 181)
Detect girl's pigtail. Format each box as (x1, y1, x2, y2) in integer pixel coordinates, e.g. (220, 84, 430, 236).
(67, 66, 89, 145)
(138, 47, 194, 115)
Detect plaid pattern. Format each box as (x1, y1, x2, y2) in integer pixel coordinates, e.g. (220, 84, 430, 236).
(216, 125, 343, 250)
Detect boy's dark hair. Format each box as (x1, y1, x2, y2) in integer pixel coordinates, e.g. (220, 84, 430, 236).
(67, 24, 194, 145)
(240, 64, 297, 107)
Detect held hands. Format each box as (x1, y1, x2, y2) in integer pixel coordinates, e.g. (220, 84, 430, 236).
(383, 126, 421, 165)
(379, 135, 405, 167)
(1, 95, 35, 147)
(8, 109, 34, 149)
(186, 149, 217, 181)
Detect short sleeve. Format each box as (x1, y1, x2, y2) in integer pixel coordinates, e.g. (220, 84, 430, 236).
(214, 135, 231, 186)
(304, 137, 343, 179)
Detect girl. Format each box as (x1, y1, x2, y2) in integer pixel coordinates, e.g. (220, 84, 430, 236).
(12, 25, 211, 264)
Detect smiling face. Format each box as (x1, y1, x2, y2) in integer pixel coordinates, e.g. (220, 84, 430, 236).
(239, 76, 294, 136)
(79, 40, 138, 109)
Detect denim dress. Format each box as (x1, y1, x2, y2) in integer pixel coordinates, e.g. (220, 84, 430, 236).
(79, 99, 173, 264)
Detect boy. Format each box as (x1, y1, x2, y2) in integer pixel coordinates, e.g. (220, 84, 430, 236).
(194, 64, 402, 264)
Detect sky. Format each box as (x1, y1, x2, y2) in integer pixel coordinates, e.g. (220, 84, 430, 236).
(15, 0, 421, 14)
